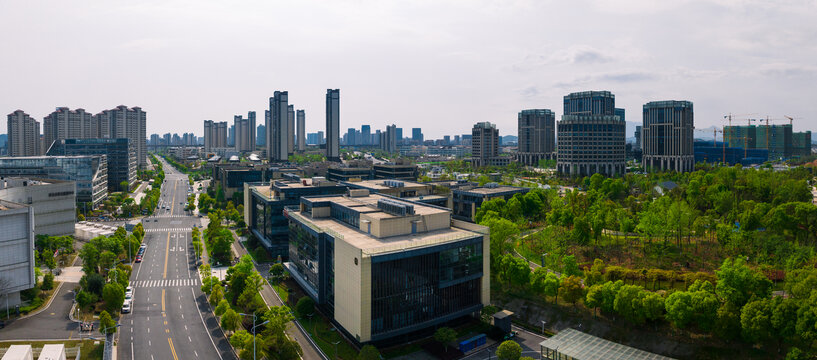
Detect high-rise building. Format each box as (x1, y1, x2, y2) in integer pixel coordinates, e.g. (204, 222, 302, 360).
(297, 110, 305, 152)
(257, 124, 266, 147)
(43, 108, 95, 150)
(412, 128, 423, 144)
(326, 89, 340, 161)
(615, 108, 625, 123)
(361, 125, 371, 145)
(203, 120, 228, 152)
(557, 91, 626, 177)
(0, 199, 36, 309)
(723, 123, 808, 160)
(318, 131, 325, 145)
(396, 128, 403, 144)
(47, 138, 137, 192)
(381, 124, 397, 153)
(642, 101, 695, 173)
(287, 105, 295, 155)
(269, 91, 289, 162)
(517, 109, 556, 166)
(163, 133, 171, 146)
(7, 110, 41, 157)
(472, 122, 499, 167)
(150, 134, 161, 146)
(792, 131, 812, 158)
(234, 111, 256, 152)
(228, 124, 235, 147)
(95, 105, 147, 167)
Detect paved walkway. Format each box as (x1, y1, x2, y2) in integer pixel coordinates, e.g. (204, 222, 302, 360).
(54, 266, 84, 283)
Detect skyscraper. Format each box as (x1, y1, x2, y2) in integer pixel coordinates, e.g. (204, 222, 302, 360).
(203, 120, 228, 151)
(228, 124, 235, 147)
(287, 105, 295, 155)
(326, 89, 340, 161)
(472, 122, 499, 167)
(517, 109, 556, 166)
(7, 110, 41, 156)
(269, 91, 289, 162)
(43, 107, 94, 150)
(361, 125, 371, 145)
(396, 128, 403, 144)
(642, 101, 694, 173)
(95, 105, 147, 167)
(257, 124, 266, 146)
(381, 124, 397, 153)
(412, 128, 423, 144)
(296, 110, 305, 152)
(234, 111, 256, 152)
(557, 91, 625, 176)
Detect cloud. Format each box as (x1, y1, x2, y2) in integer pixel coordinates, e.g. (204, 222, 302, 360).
(519, 86, 540, 97)
(555, 71, 658, 88)
(757, 63, 817, 78)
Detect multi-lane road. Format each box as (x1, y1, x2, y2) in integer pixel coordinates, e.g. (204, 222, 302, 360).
(118, 158, 236, 360)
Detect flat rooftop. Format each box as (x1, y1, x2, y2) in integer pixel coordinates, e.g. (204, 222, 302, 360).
(293, 194, 480, 255)
(343, 179, 430, 191)
(540, 328, 674, 360)
(456, 186, 529, 195)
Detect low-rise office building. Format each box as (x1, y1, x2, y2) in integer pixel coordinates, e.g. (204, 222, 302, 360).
(213, 163, 269, 199)
(0, 156, 107, 206)
(452, 183, 530, 222)
(372, 162, 418, 180)
(0, 200, 36, 309)
(0, 178, 76, 236)
(244, 178, 347, 259)
(326, 166, 374, 182)
(341, 179, 448, 208)
(284, 192, 490, 345)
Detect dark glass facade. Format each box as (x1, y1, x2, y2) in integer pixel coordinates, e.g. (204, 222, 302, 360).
(47, 138, 136, 192)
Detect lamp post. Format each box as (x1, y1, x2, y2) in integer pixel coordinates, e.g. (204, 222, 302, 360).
(240, 312, 270, 360)
(541, 320, 546, 335)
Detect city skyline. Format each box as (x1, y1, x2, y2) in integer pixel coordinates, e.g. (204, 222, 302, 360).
(1, 1, 816, 139)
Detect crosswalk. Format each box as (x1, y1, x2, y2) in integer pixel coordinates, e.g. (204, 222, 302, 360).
(131, 278, 200, 288)
(145, 228, 193, 233)
(148, 215, 189, 218)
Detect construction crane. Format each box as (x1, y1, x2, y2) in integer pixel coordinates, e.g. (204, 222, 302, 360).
(784, 115, 795, 125)
(723, 113, 758, 145)
(695, 127, 727, 164)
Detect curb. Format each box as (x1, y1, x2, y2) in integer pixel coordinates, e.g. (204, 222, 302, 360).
(18, 281, 65, 320)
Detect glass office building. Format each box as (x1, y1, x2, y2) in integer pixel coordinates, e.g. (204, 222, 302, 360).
(0, 156, 107, 205)
(285, 192, 490, 345)
(557, 91, 626, 177)
(47, 138, 136, 192)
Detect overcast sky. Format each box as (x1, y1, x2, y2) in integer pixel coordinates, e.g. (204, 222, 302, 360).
(2, 0, 816, 139)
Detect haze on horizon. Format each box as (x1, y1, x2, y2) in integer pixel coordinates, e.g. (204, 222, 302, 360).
(1, 0, 815, 139)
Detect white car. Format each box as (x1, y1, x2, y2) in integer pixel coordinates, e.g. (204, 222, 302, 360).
(125, 288, 133, 301)
(121, 300, 131, 314)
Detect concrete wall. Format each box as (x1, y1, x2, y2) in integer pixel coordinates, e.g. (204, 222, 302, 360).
(0, 205, 36, 307)
(333, 236, 367, 342)
(0, 181, 76, 236)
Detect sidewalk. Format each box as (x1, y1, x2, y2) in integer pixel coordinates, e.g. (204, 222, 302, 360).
(229, 231, 327, 360)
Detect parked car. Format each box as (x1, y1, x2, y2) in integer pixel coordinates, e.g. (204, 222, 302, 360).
(121, 301, 131, 314)
(135, 255, 142, 263)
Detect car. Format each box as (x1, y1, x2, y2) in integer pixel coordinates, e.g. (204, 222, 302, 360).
(125, 290, 133, 301)
(135, 255, 142, 263)
(121, 301, 131, 313)
(140, 243, 147, 250)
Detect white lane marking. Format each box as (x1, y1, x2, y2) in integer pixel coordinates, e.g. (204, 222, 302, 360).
(192, 287, 223, 360)
(188, 336, 192, 342)
(195, 350, 198, 357)
(147, 328, 150, 333)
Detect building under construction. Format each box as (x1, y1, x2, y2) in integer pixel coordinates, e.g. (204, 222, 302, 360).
(723, 123, 811, 160)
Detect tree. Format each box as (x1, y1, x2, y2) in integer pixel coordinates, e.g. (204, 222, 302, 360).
(770, 296, 798, 347)
(741, 298, 772, 344)
(76, 290, 97, 310)
(295, 296, 315, 317)
(562, 255, 580, 277)
(543, 272, 560, 304)
(433, 327, 457, 352)
(41, 273, 54, 291)
(102, 283, 125, 313)
(99, 251, 117, 273)
(221, 309, 241, 334)
(358, 345, 381, 360)
(500, 255, 530, 289)
(230, 330, 253, 351)
(201, 276, 220, 295)
(209, 285, 224, 306)
(716, 257, 773, 307)
(99, 310, 117, 334)
(614, 285, 646, 325)
(120, 181, 130, 193)
(642, 292, 665, 322)
(599, 280, 624, 314)
(80, 243, 100, 274)
(81, 273, 106, 296)
(584, 259, 604, 286)
(215, 299, 230, 317)
(495, 340, 522, 360)
(714, 302, 742, 341)
(585, 284, 603, 317)
(270, 263, 285, 283)
(665, 291, 694, 328)
(560, 275, 584, 306)
(785, 347, 804, 360)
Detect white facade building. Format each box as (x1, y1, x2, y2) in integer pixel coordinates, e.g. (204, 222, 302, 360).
(0, 178, 76, 236)
(0, 200, 36, 309)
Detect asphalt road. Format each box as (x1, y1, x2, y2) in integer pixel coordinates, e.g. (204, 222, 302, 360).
(118, 158, 236, 360)
(0, 281, 80, 340)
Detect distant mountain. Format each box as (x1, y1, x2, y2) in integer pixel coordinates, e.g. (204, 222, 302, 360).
(501, 135, 517, 144)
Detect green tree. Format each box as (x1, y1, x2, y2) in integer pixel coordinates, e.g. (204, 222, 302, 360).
(665, 291, 694, 328)
(120, 181, 130, 193)
(358, 345, 381, 360)
(716, 257, 773, 307)
(741, 298, 772, 344)
(215, 299, 230, 317)
(209, 285, 224, 306)
(221, 308, 241, 334)
(642, 292, 665, 322)
(599, 280, 624, 314)
(99, 310, 117, 334)
(80, 243, 100, 274)
(76, 290, 97, 310)
(543, 272, 560, 304)
(41, 273, 54, 291)
(714, 302, 742, 341)
(529, 267, 550, 294)
(770, 296, 799, 347)
(295, 297, 315, 317)
(99, 251, 117, 273)
(584, 259, 605, 286)
(560, 275, 584, 306)
(614, 285, 646, 325)
(102, 283, 125, 313)
(433, 327, 457, 352)
(496, 340, 522, 360)
(562, 255, 580, 277)
(500, 255, 530, 289)
(585, 284, 603, 317)
(230, 330, 253, 351)
(785, 347, 804, 360)
(270, 263, 285, 283)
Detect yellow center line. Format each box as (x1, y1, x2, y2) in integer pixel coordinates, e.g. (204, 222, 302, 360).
(168, 338, 179, 360)
(161, 289, 166, 312)
(164, 180, 178, 279)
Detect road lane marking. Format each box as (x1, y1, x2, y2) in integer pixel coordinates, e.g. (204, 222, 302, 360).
(168, 338, 179, 360)
(192, 287, 223, 360)
(162, 289, 166, 312)
(163, 232, 171, 279)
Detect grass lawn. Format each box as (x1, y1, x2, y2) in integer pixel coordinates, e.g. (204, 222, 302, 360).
(297, 315, 359, 360)
(0, 339, 103, 360)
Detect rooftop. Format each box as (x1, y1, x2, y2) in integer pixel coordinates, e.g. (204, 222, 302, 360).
(455, 184, 529, 195)
(342, 179, 430, 191)
(539, 328, 674, 360)
(292, 194, 481, 255)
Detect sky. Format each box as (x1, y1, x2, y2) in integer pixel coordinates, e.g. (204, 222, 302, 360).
(1, 0, 816, 140)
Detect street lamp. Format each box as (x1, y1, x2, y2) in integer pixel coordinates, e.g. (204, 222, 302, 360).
(541, 320, 546, 335)
(240, 312, 270, 360)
